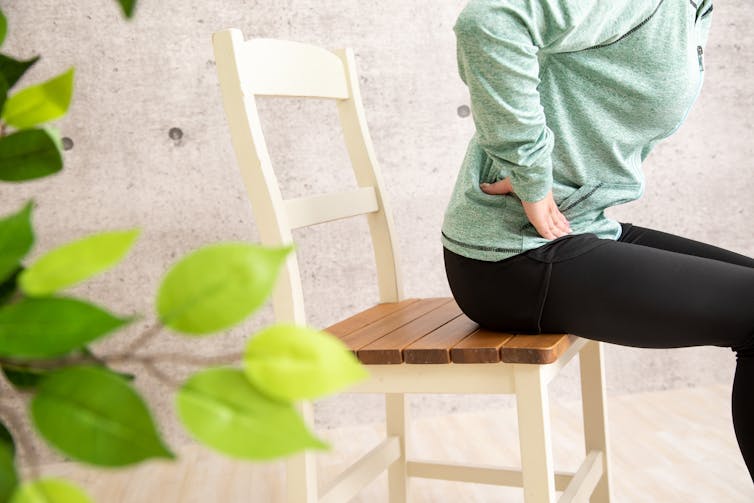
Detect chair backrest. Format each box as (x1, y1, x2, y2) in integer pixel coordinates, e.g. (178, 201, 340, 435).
(212, 28, 404, 325)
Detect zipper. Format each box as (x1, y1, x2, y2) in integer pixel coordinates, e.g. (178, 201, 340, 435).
(578, 0, 666, 52)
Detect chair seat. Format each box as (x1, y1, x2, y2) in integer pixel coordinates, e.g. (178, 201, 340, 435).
(323, 297, 577, 365)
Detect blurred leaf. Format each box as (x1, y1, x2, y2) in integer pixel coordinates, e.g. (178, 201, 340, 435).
(9, 478, 92, 503)
(243, 323, 368, 401)
(0, 446, 16, 503)
(0, 128, 62, 182)
(157, 243, 292, 335)
(0, 417, 16, 502)
(116, 0, 137, 18)
(2, 67, 74, 128)
(176, 367, 328, 460)
(0, 420, 13, 456)
(30, 365, 174, 467)
(0, 73, 7, 117)
(0, 201, 33, 283)
(19, 229, 140, 296)
(0, 266, 21, 305)
(1, 365, 47, 391)
(0, 297, 132, 358)
(0, 54, 40, 89)
(0, 8, 6, 47)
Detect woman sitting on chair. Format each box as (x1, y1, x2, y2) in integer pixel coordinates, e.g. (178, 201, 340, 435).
(441, 0, 754, 484)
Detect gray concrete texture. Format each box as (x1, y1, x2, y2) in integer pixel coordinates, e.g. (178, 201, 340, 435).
(0, 0, 752, 464)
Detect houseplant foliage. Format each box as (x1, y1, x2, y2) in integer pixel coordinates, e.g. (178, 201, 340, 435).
(0, 4, 368, 501)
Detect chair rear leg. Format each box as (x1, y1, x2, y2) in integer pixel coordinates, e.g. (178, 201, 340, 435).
(514, 364, 557, 503)
(386, 393, 409, 502)
(287, 399, 318, 503)
(579, 340, 613, 503)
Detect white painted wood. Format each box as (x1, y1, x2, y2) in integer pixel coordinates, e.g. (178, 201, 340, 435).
(386, 394, 409, 502)
(212, 29, 307, 325)
(514, 364, 557, 503)
(408, 459, 524, 486)
(319, 437, 400, 503)
(242, 38, 350, 98)
(284, 186, 379, 229)
(331, 47, 404, 304)
(286, 400, 318, 503)
(407, 460, 579, 490)
(348, 363, 516, 394)
(559, 450, 604, 503)
(579, 340, 614, 502)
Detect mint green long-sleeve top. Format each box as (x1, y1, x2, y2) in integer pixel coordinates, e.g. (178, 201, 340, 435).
(441, 0, 714, 261)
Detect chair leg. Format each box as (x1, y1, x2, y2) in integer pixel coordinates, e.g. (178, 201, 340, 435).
(287, 399, 318, 503)
(385, 393, 409, 502)
(514, 364, 557, 503)
(579, 340, 614, 503)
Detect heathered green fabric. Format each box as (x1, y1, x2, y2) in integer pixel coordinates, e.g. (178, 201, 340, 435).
(441, 0, 714, 261)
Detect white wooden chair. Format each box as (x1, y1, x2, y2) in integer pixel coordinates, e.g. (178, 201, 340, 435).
(212, 28, 613, 503)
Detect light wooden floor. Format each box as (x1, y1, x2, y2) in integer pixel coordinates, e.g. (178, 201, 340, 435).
(39, 383, 753, 502)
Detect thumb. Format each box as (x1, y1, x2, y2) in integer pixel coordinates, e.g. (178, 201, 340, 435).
(479, 177, 512, 195)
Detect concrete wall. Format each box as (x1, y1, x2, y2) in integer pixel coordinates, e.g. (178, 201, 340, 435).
(1, 0, 752, 464)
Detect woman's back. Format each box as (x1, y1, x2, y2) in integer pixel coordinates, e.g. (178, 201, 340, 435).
(441, 0, 714, 261)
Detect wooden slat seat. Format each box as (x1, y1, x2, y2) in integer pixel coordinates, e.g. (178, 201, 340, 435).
(323, 297, 577, 365)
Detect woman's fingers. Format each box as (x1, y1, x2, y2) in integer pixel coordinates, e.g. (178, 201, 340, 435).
(521, 189, 572, 240)
(479, 177, 512, 195)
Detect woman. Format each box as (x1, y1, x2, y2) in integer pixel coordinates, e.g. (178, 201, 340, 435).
(441, 0, 754, 483)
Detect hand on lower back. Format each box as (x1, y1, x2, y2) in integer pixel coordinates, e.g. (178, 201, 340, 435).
(480, 177, 572, 240)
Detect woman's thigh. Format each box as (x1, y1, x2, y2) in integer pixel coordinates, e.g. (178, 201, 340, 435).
(539, 223, 754, 351)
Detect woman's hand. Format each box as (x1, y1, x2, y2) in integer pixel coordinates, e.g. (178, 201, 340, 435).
(480, 177, 572, 240)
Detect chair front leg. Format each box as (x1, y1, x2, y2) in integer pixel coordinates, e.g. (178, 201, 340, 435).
(514, 364, 557, 503)
(287, 399, 318, 503)
(386, 392, 409, 502)
(579, 340, 613, 503)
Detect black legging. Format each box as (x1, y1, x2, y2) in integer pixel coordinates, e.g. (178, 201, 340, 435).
(443, 222, 754, 483)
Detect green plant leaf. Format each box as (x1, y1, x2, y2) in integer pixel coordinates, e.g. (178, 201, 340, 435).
(243, 323, 368, 401)
(0, 417, 17, 503)
(1, 365, 47, 391)
(0, 297, 132, 358)
(0, 445, 16, 503)
(0, 73, 7, 117)
(0, 54, 41, 89)
(0, 8, 6, 47)
(157, 243, 293, 335)
(115, 0, 137, 18)
(19, 229, 140, 296)
(31, 365, 174, 467)
(0, 128, 63, 182)
(0, 266, 21, 306)
(176, 367, 328, 460)
(9, 478, 92, 503)
(0, 202, 33, 283)
(1, 67, 74, 128)
(0, 420, 14, 456)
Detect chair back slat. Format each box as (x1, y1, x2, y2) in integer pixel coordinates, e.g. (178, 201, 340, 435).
(241, 37, 349, 98)
(284, 186, 379, 229)
(212, 28, 404, 326)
